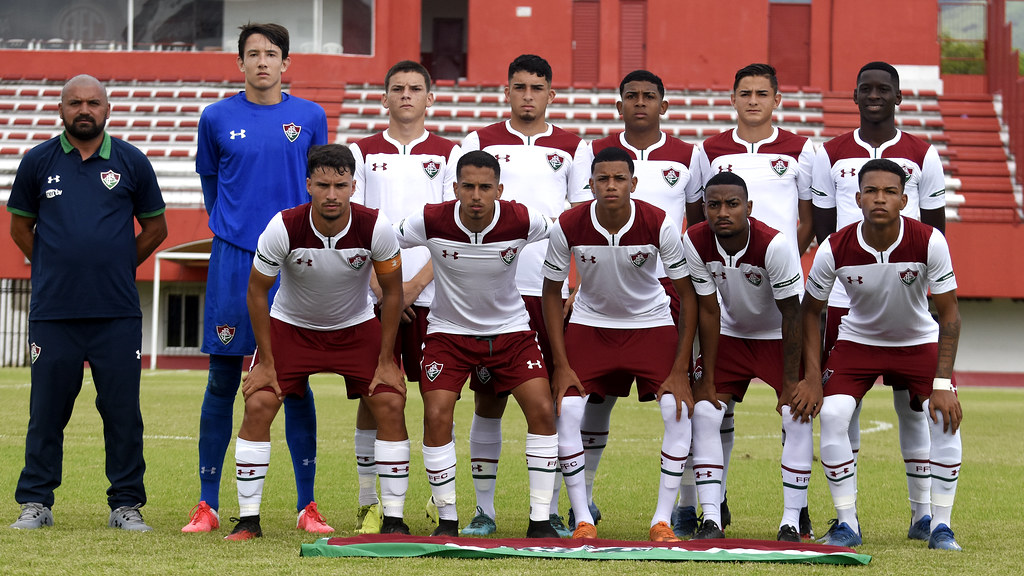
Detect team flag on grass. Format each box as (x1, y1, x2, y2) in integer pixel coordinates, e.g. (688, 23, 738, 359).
(301, 535, 871, 565)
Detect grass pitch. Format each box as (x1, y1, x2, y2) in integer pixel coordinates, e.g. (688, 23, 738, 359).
(0, 368, 1021, 575)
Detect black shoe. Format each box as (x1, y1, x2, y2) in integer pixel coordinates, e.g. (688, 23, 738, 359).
(224, 515, 262, 540)
(720, 494, 731, 528)
(430, 519, 459, 537)
(799, 507, 814, 539)
(693, 519, 725, 540)
(777, 524, 801, 542)
(380, 515, 410, 535)
(526, 518, 560, 538)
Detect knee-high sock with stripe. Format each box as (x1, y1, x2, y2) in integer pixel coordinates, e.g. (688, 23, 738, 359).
(469, 415, 501, 519)
(653, 394, 691, 526)
(580, 396, 617, 505)
(235, 438, 270, 517)
(780, 406, 813, 529)
(924, 398, 961, 530)
(376, 439, 410, 519)
(557, 396, 591, 525)
(692, 400, 726, 525)
(526, 433, 558, 522)
(354, 428, 378, 506)
(423, 441, 458, 521)
(198, 354, 242, 510)
(820, 394, 859, 531)
(894, 388, 932, 523)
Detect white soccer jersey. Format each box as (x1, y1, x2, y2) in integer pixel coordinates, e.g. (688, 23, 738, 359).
(462, 120, 591, 297)
(254, 202, 400, 331)
(684, 218, 803, 340)
(810, 129, 946, 308)
(350, 130, 461, 307)
(395, 199, 550, 336)
(543, 199, 688, 329)
(805, 217, 956, 347)
(694, 127, 813, 250)
(583, 131, 700, 277)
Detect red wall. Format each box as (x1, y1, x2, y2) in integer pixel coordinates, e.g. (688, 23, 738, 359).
(466, 0, 574, 87)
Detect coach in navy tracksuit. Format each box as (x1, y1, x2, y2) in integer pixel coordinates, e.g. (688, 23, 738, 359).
(7, 75, 167, 531)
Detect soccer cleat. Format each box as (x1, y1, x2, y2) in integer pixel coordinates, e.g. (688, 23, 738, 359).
(672, 505, 699, 539)
(181, 500, 219, 533)
(431, 519, 459, 538)
(460, 506, 496, 536)
(355, 503, 382, 534)
(380, 515, 411, 535)
(799, 506, 814, 539)
(720, 494, 732, 528)
(225, 516, 262, 540)
(526, 518, 560, 538)
(693, 519, 725, 540)
(296, 502, 334, 534)
(109, 504, 152, 532)
(424, 497, 439, 526)
(572, 521, 597, 539)
(822, 521, 862, 547)
(908, 514, 931, 541)
(10, 502, 53, 530)
(927, 524, 962, 551)
(567, 500, 602, 530)
(549, 514, 571, 538)
(777, 524, 801, 543)
(650, 521, 681, 542)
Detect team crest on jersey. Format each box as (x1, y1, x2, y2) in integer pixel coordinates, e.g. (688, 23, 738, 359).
(500, 246, 519, 265)
(663, 167, 680, 187)
(903, 165, 913, 182)
(422, 160, 440, 179)
(424, 361, 444, 382)
(100, 170, 120, 190)
(744, 271, 763, 286)
(770, 158, 789, 177)
(216, 324, 236, 345)
(899, 268, 919, 286)
(30, 342, 40, 364)
(547, 153, 565, 171)
(348, 254, 368, 270)
(629, 251, 651, 268)
(476, 365, 492, 384)
(282, 123, 301, 142)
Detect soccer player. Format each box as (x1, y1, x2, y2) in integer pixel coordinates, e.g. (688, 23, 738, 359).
(681, 63, 816, 537)
(810, 62, 946, 541)
(459, 54, 590, 536)
(185, 23, 330, 533)
(543, 146, 716, 542)
(8, 75, 167, 531)
(395, 150, 560, 539)
(224, 145, 409, 540)
(800, 158, 962, 551)
(348, 60, 461, 533)
(574, 69, 701, 531)
(684, 172, 809, 541)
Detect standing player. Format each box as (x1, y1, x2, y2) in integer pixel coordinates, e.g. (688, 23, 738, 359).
(681, 63, 816, 536)
(185, 23, 330, 533)
(800, 159, 962, 551)
(396, 150, 560, 539)
(573, 69, 701, 530)
(348, 60, 461, 534)
(543, 146, 715, 542)
(224, 145, 409, 540)
(684, 172, 809, 541)
(811, 62, 946, 541)
(459, 54, 590, 536)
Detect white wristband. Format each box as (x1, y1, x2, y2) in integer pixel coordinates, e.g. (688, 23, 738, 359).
(932, 377, 954, 392)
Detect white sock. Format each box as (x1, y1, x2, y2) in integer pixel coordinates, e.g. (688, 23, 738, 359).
(924, 398, 961, 530)
(720, 399, 736, 501)
(678, 448, 697, 508)
(849, 400, 862, 468)
(894, 388, 931, 523)
(355, 428, 379, 506)
(780, 406, 813, 529)
(653, 394, 691, 526)
(549, 469, 563, 515)
(820, 394, 859, 532)
(469, 415, 502, 519)
(581, 396, 616, 504)
(557, 395, 591, 525)
(691, 400, 725, 525)
(423, 441, 458, 521)
(235, 438, 270, 517)
(526, 433, 558, 522)
(376, 439, 410, 519)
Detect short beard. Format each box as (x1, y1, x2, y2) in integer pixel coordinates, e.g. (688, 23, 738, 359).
(64, 116, 105, 141)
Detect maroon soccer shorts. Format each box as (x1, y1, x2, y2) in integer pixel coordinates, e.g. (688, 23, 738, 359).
(564, 323, 678, 401)
(822, 340, 941, 409)
(420, 331, 547, 395)
(659, 277, 682, 325)
(825, 306, 910, 391)
(468, 296, 566, 390)
(705, 335, 789, 401)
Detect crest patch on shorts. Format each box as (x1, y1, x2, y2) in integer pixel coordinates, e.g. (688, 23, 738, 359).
(425, 361, 444, 382)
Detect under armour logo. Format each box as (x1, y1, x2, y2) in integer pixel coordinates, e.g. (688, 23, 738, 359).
(717, 164, 733, 173)
(200, 466, 217, 475)
(230, 129, 246, 139)
(239, 469, 255, 476)
(580, 255, 596, 264)
(846, 276, 863, 284)
(840, 168, 856, 177)
(829, 467, 850, 477)
(494, 154, 511, 162)
(711, 271, 727, 281)
(695, 470, 711, 479)
(472, 464, 483, 472)
(527, 360, 542, 369)
(296, 257, 313, 266)
(302, 458, 316, 466)
(372, 162, 388, 171)
(391, 465, 410, 473)
(136, 350, 141, 360)
(47, 175, 60, 184)
(442, 250, 459, 259)
(357, 456, 372, 463)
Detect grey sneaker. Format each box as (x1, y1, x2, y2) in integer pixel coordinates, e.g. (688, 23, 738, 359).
(109, 504, 153, 532)
(11, 502, 53, 529)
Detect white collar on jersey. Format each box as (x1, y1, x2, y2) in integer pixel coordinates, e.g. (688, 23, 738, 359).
(853, 128, 904, 155)
(617, 131, 667, 160)
(713, 221, 752, 266)
(855, 215, 906, 262)
(382, 129, 429, 153)
(454, 199, 501, 241)
(308, 205, 352, 247)
(589, 199, 637, 246)
(731, 125, 779, 153)
(504, 119, 553, 144)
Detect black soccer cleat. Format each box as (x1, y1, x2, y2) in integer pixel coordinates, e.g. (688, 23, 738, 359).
(693, 518, 725, 540)
(526, 518, 561, 538)
(380, 515, 411, 535)
(430, 519, 460, 537)
(799, 506, 814, 539)
(224, 515, 262, 541)
(777, 524, 801, 543)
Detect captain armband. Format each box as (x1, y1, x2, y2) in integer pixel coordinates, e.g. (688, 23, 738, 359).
(373, 252, 402, 273)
